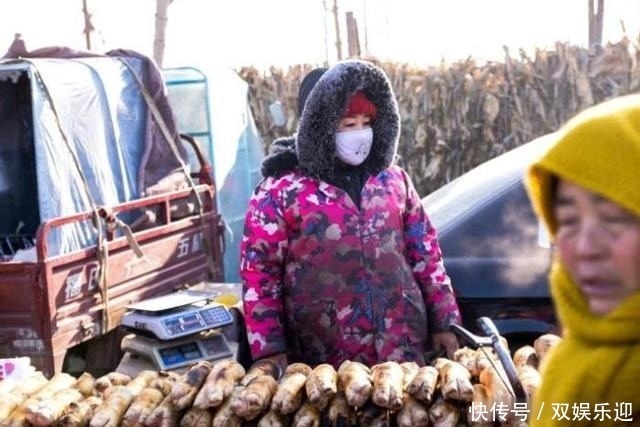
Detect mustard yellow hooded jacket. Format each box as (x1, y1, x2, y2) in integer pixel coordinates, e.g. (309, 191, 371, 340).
(526, 94, 640, 426)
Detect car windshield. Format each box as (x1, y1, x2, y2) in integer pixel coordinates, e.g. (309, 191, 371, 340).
(423, 133, 557, 235)
(422, 133, 557, 298)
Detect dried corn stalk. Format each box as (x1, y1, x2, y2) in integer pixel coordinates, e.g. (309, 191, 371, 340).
(240, 39, 639, 196)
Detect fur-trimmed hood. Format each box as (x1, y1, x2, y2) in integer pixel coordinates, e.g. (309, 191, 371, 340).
(261, 60, 400, 179)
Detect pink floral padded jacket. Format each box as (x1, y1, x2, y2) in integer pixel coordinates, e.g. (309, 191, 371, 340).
(240, 60, 461, 368)
(241, 165, 461, 367)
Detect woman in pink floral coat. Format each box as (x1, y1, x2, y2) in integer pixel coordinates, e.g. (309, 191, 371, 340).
(240, 60, 461, 369)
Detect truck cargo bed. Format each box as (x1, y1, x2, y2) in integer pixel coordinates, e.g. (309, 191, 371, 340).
(0, 186, 223, 376)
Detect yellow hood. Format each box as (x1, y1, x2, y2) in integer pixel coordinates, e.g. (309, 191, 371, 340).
(526, 93, 640, 238)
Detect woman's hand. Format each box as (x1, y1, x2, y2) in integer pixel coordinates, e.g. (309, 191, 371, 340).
(431, 331, 459, 359)
(262, 352, 289, 377)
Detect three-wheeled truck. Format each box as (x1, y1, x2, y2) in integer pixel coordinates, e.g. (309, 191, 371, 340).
(0, 48, 227, 377)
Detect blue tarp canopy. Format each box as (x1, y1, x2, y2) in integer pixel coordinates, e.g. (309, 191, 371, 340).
(0, 49, 186, 257)
(163, 66, 265, 282)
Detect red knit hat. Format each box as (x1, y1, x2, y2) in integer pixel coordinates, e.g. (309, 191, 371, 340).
(344, 91, 377, 120)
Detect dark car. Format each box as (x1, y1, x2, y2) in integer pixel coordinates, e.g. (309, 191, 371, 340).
(422, 133, 559, 349)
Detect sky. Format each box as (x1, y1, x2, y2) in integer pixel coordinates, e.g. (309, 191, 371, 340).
(1, 0, 639, 69)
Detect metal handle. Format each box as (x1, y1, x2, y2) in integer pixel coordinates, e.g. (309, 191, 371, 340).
(450, 324, 493, 349)
(476, 317, 527, 401)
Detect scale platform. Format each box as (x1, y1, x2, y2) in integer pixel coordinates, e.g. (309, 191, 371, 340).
(121, 290, 234, 340)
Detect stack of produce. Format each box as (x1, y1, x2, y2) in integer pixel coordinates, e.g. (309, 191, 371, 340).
(240, 38, 637, 197)
(0, 333, 561, 427)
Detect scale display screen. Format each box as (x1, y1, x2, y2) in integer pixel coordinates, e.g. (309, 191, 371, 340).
(162, 314, 206, 337)
(142, 333, 234, 370)
(123, 300, 234, 340)
(159, 342, 203, 366)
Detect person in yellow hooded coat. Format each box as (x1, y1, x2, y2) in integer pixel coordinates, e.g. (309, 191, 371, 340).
(525, 94, 640, 426)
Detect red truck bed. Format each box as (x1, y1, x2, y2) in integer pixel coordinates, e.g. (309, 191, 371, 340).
(0, 185, 224, 376)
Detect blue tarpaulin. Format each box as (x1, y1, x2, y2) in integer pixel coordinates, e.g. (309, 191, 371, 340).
(163, 66, 264, 282)
(0, 49, 187, 258)
(0, 49, 264, 280)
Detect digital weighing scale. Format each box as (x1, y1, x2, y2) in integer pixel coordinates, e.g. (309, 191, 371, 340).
(119, 290, 237, 371)
(121, 331, 233, 371)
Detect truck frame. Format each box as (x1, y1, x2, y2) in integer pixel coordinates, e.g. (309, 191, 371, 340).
(0, 50, 225, 377)
(0, 142, 224, 377)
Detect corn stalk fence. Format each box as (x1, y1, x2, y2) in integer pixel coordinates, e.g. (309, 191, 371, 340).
(238, 39, 640, 196)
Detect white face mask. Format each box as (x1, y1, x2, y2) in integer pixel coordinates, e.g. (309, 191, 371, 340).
(335, 128, 373, 166)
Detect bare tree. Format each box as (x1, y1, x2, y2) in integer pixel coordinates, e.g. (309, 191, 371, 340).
(154, 0, 173, 67)
(588, 0, 604, 47)
(362, 0, 369, 56)
(82, 0, 94, 50)
(322, 0, 330, 65)
(332, 0, 343, 61)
